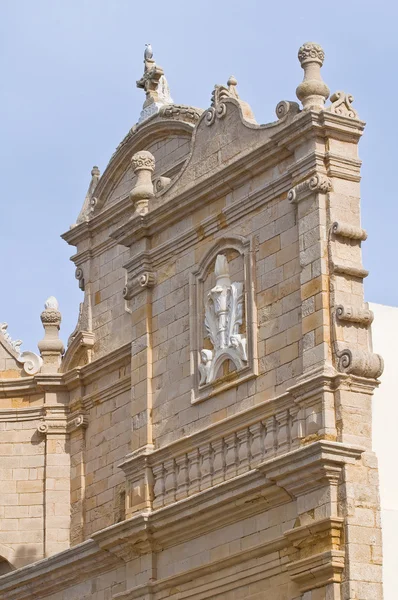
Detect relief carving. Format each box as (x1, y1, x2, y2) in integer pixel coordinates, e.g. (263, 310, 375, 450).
(200, 254, 247, 385)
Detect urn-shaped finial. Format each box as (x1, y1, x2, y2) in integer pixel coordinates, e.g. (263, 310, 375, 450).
(129, 151, 155, 215)
(296, 42, 330, 110)
(38, 296, 64, 373)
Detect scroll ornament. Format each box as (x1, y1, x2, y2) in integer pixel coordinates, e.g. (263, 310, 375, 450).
(337, 348, 383, 379)
(0, 323, 42, 375)
(288, 174, 332, 203)
(328, 91, 358, 119)
(199, 255, 247, 385)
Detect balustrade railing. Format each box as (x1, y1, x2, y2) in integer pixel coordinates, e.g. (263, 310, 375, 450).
(150, 404, 306, 509)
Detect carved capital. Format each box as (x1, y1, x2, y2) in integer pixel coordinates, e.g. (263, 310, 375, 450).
(37, 418, 67, 436)
(288, 174, 332, 203)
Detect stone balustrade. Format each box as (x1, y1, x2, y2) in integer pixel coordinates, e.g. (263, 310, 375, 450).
(121, 391, 327, 512)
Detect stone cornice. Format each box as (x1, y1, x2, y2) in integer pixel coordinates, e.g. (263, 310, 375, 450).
(0, 373, 66, 398)
(0, 540, 121, 600)
(0, 437, 364, 599)
(113, 536, 286, 600)
(260, 440, 364, 497)
(62, 342, 131, 389)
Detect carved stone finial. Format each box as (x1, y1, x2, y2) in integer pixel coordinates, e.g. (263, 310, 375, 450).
(129, 151, 155, 215)
(296, 42, 329, 110)
(136, 44, 173, 124)
(38, 297, 64, 373)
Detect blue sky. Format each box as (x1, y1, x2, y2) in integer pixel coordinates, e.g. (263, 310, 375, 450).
(1, 0, 397, 353)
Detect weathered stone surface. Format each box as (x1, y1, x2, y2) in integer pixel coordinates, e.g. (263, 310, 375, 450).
(0, 42, 384, 600)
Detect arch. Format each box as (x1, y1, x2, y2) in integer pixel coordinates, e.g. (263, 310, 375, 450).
(193, 235, 251, 282)
(92, 119, 195, 215)
(190, 234, 258, 403)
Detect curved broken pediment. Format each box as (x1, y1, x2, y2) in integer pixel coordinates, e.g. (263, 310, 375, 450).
(158, 96, 300, 204)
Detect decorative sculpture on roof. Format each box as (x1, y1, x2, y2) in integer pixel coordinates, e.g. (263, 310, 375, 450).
(205, 76, 256, 126)
(199, 255, 247, 385)
(0, 323, 42, 376)
(136, 44, 173, 123)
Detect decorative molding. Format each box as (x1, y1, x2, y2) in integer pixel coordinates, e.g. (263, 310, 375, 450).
(123, 271, 156, 300)
(0, 323, 43, 376)
(75, 267, 85, 291)
(287, 550, 345, 593)
(332, 221, 367, 241)
(67, 413, 88, 433)
(159, 104, 203, 123)
(37, 418, 67, 436)
(288, 173, 332, 203)
(199, 254, 247, 385)
(332, 262, 369, 279)
(335, 305, 374, 325)
(0, 323, 22, 354)
(205, 76, 256, 126)
(337, 348, 384, 379)
(328, 90, 358, 119)
(153, 175, 171, 193)
(113, 536, 286, 600)
(275, 100, 300, 120)
(284, 517, 345, 592)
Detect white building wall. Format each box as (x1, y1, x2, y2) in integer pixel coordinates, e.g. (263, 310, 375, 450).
(370, 302, 398, 600)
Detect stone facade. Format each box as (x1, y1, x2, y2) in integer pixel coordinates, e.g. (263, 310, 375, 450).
(0, 44, 384, 599)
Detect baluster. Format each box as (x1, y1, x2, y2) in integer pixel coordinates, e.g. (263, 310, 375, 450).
(250, 422, 263, 465)
(152, 463, 165, 508)
(276, 410, 289, 453)
(175, 454, 189, 500)
(224, 432, 237, 478)
(200, 443, 212, 491)
(163, 458, 176, 505)
(212, 439, 225, 485)
(264, 416, 276, 457)
(236, 428, 250, 474)
(289, 405, 301, 449)
(188, 448, 200, 494)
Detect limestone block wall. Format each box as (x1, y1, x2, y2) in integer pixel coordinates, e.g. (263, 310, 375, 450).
(0, 410, 45, 569)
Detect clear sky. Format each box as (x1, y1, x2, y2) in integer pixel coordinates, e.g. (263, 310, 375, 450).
(1, 0, 397, 353)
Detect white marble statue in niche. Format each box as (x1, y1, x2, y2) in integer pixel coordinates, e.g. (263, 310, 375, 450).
(199, 254, 247, 385)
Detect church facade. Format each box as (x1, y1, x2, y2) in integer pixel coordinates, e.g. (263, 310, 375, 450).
(0, 43, 384, 600)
